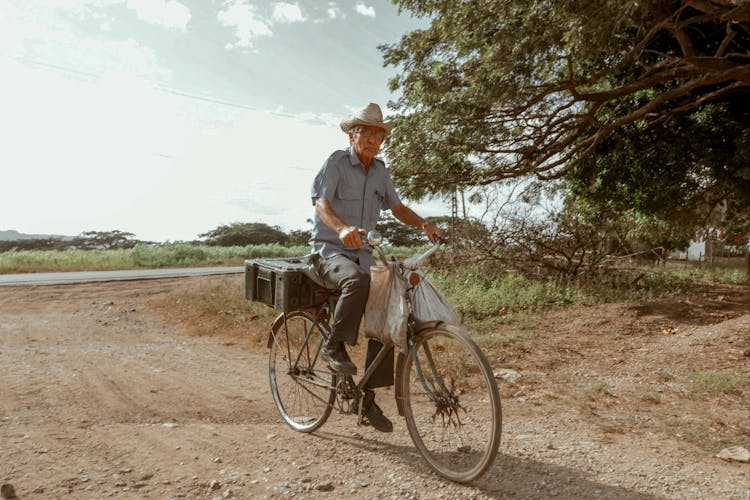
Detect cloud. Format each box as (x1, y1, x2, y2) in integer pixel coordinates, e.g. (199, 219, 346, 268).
(8, 0, 192, 32)
(218, 0, 272, 49)
(271, 2, 305, 24)
(326, 2, 344, 20)
(83, 37, 173, 79)
(0, 1, 172, 81)
(354, 3, 375, 18)
(125, 0, 191, 31)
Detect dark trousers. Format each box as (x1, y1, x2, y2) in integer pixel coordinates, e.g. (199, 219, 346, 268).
(313, 254, 394, 388)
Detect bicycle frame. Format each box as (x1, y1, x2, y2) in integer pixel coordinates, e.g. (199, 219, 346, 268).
(268, 237, 455, 420)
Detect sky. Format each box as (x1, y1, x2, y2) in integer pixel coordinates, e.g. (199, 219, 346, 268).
(1, 0, 443, 242)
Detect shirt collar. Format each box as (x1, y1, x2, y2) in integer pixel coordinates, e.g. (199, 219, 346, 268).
(347, 147, 380, 170)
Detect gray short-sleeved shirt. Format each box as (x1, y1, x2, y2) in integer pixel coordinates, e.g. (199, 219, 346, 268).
(310, 147, 401, 270)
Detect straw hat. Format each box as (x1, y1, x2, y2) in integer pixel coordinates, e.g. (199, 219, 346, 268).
(339, 102, 394, 134)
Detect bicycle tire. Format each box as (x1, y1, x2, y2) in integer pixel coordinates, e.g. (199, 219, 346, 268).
(399, 324, 502, 482)
(269, 311, 336, 433)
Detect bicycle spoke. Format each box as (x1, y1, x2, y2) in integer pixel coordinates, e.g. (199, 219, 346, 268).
(401, 325, 502, 482)
(269, 312, 336, 433)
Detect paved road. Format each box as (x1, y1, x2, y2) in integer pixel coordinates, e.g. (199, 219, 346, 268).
(0, 266, 244, 286)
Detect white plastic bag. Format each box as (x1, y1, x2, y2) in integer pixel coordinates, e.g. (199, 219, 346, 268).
(363, 263, 408, 352)
(410, 274, 462, 325)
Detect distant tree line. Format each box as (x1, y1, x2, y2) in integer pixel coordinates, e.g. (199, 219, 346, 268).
(195, 219, 449, 247)
(197, 222, 311, 247)
(0, 220, 445, 253)
(0, 230, 146, 252)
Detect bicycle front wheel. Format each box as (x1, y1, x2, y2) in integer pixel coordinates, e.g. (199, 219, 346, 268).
(400, 324, 502, 482)
(269, 311, 336, 433)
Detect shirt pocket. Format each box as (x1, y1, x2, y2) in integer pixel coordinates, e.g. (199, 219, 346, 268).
(336, 184, 363, 225)
(337, 184, 360, 201)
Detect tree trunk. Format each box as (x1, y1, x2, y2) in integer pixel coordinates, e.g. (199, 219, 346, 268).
(704, 237, 714, 264)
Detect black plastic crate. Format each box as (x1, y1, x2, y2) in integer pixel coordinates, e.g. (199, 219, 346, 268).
(244, 257, 326, 312)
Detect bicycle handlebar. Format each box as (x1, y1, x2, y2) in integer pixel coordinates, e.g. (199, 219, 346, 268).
(366, 229, 443, 269)
(402, 238, 442, 269)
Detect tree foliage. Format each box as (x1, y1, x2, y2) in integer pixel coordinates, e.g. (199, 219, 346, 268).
(382, 0, 750, 198)
(568, 94, 750, 238)
(286, 229, 312, 246)
(376, 214, 452, 246)
(0, 230, 142, 252)
(71, 230, 140, 250)
(198, 222, 289, 246)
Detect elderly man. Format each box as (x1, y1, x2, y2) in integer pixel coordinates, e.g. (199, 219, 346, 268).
(309, 102, 444, 432)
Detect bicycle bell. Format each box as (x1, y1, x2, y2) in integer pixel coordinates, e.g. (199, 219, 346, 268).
(366, 230, 383, 246)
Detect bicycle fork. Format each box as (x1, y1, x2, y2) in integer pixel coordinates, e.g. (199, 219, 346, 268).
(407, 336, 465, 428)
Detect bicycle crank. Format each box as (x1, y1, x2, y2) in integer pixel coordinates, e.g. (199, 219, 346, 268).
(335, 376, 357, 414)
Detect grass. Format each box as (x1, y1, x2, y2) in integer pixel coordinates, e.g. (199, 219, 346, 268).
(428, 266, 668, 334)
(0, 243, 425, 274)
(690, 371, 747, 397)
(154, 276, 278, 345)
(666, 258, 749, 285)
(0, 243, 307, 273)
(421, 257, 748, 336)
(589, 381, 615, 398)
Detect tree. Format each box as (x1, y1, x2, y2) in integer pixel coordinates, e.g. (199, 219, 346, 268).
(567, 94, 750, 243)
(376, 214, 452, 246)
(0, 237, 67, 252)
(198, 222, 288, 246)
(71, 230, 139, 250)
(0, 230, 143, 252)
(382, 0, 750, 198)
(286, 229, 312, 246)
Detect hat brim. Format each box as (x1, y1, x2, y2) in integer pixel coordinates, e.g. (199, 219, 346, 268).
(340, 118, 394, 135)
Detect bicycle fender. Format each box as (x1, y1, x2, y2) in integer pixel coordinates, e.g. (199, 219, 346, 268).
(268, 312, 286, 349)
(394, 350, 407, 417)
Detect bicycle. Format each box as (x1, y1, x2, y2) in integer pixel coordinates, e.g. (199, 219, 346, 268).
(259, 232, 502, 483)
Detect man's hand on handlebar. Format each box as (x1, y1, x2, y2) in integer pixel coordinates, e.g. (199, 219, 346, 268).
(339, 226, 366, 248)
(422, 221, 445, 244)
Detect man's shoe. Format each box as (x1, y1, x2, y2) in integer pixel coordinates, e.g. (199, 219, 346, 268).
(321, 340, 357, 375)
(361, 389, 393, 433)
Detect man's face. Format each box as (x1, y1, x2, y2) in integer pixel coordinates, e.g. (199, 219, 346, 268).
(349, 125, 385, 162)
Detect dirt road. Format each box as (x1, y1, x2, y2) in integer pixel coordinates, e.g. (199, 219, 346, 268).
(1, 277, 748, 499)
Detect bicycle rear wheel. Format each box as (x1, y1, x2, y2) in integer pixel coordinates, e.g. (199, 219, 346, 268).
(269, 311, 336, 432)
(400, 324, 502, 482)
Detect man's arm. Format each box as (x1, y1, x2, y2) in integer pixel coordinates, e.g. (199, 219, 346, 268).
(315, 197, 365, 248)
(391, 203, 445, 243)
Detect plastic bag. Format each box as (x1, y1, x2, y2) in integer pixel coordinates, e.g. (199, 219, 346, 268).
(363, 263, 408, 352)
(410, 274, 462, 325)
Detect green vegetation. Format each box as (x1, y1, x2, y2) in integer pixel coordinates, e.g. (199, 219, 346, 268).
(668, 262, 748, 287)
(427, 258, 745, 335)
(0, 243, 308, 274)
(691, 371, 747, 397)
(0, 219, 439, 274)
(380, 0, 749, 286)
(198, 222, 292, 246)
(0, 242, 426, 274)
(383, 1, 748, 202)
